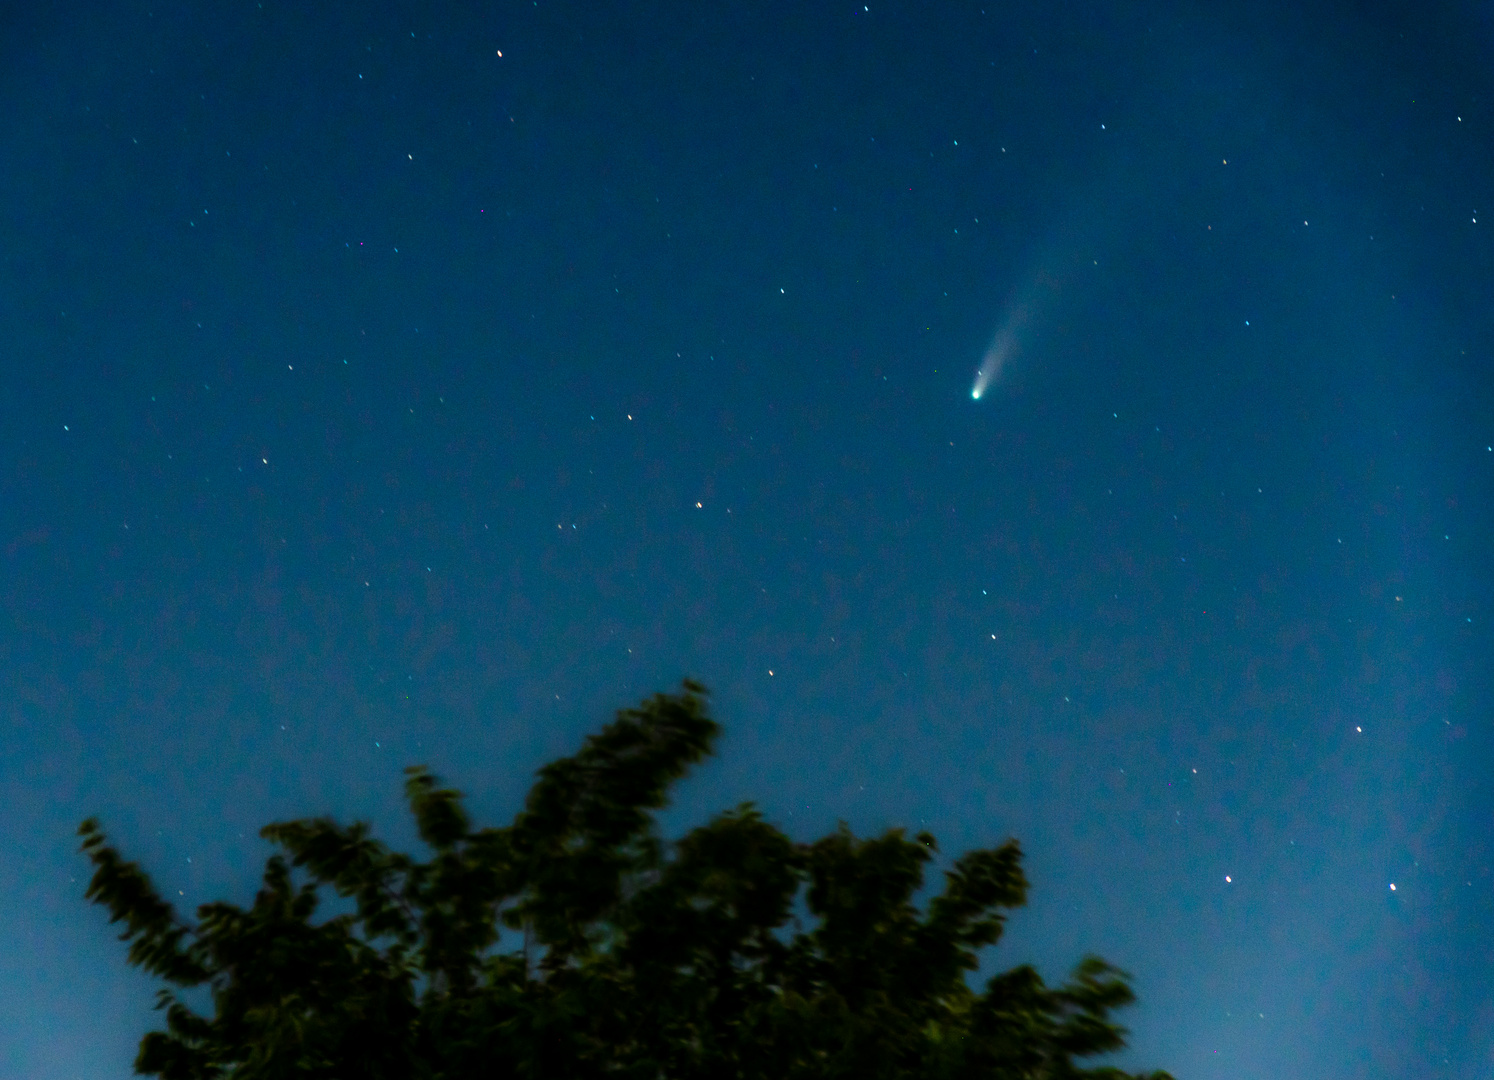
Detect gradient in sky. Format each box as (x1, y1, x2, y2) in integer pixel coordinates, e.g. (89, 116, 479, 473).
(1, 2, 1492, 1077)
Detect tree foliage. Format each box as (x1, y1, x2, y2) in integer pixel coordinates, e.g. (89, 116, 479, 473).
(80, 681, 1172, 1080)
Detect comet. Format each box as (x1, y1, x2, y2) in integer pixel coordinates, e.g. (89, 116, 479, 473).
(970, 325, 1017, 399)
(970, 303, 1030, 400)
(969, 216, 1098, 401)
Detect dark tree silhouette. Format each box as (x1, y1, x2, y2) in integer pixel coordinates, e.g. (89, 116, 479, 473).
(80, 681, 1173, 1080)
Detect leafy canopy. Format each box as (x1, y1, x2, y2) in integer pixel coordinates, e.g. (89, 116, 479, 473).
(80, 681, 1173, 1080)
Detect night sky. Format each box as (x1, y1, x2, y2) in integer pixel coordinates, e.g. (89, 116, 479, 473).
(2, 1, 1492, 1076)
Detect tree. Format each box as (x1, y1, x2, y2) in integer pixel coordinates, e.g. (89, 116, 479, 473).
(80, 681, 1173, 1080)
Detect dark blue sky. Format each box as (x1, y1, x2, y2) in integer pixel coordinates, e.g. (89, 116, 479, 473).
(2, 1, 1491, 1076)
